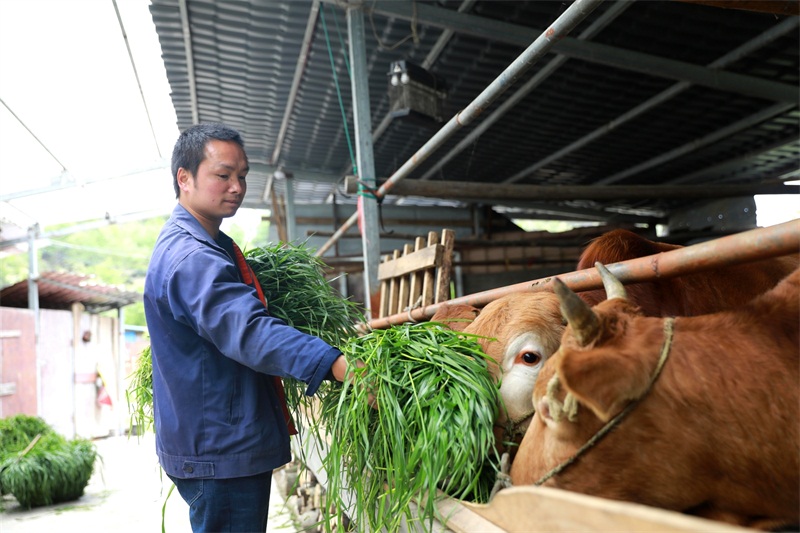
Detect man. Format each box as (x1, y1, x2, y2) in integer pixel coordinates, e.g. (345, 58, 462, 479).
(144, 123, 348, 532)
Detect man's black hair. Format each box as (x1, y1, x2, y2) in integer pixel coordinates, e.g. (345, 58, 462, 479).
(171, 123, 246, 198)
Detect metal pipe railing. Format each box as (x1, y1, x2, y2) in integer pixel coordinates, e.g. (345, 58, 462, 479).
(365, 218, 800, 330)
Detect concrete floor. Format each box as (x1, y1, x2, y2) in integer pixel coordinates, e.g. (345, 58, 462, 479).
(0, 433, 298, 533)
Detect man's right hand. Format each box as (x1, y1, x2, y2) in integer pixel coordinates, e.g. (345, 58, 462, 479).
(330, 355, 377, 408)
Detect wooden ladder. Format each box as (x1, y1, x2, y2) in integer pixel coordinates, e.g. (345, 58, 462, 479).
(377, 229, 456, 320)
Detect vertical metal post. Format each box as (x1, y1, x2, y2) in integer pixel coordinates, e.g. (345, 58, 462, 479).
(71, 302, 81, 439)
(347, 6, 381, 319)
(27, 224, 42, 415)
(27, 225, 40, 336)
(285, 174, 297, 243)
(116, 307, 126, 436)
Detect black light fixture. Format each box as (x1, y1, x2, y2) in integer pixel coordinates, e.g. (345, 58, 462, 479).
(387, 60, 446, 127)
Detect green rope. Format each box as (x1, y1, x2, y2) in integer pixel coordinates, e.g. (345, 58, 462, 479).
(534, 317, 675, 487)
(320, 4, 357, 177)
(328, 6, 380, 202)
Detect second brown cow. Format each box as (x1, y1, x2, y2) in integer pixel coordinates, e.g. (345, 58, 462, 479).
(511, 263, 799, 530)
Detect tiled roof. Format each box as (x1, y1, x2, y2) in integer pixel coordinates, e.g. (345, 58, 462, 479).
(0, 272, 141, 313)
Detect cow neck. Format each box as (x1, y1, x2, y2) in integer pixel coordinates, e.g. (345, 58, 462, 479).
(533, 317, 675, 487)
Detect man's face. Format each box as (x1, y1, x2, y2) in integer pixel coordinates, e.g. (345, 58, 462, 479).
(178, 139, 249, 230)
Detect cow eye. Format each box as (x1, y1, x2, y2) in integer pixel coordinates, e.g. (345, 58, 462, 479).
(520, 351, 541, 365)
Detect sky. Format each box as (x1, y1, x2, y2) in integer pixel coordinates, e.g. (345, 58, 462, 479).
(0, 0, 270, 244)
(0, 0, 179, 234)
(0, 0, 796, 243)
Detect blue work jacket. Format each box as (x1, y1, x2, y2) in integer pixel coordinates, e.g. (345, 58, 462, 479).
(143, 204, 342, 479)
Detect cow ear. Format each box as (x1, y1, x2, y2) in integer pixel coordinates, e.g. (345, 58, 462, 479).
(557, 347, 653, 422)
(429, 303, 480, 332)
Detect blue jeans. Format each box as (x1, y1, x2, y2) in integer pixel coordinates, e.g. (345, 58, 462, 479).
(168, 471, 273, 533)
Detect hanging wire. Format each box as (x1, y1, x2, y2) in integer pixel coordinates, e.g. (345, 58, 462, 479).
(330, 5, 352, 79)
(320, 4, 358, 177)
(367, 0, 419, 51)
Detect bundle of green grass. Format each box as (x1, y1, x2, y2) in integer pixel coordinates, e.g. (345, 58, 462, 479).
(0, 414, 97, 509)
(318, 322, 500, 532)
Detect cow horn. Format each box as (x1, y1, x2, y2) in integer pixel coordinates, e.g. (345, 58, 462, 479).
(595, 262, 627, 301)
(552, 277, 600, 346)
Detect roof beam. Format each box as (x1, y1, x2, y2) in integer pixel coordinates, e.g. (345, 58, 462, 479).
(178, 0, 199, 123)
(357, 0, 798, 103)
(271, 1, 320, 166)
(313, 0, 606, 257)
(673, 0, 799, 16)
(668, 135, 800, 184)
(503, 17, 800, 184)
(596, 102, 797, 185)
(371, 0, 477, 145)
(385, 178, 799, 203)
(417, 0, 631, 183)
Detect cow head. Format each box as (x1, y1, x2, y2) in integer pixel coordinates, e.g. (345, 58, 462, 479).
(510, 264, 653, 488)
(431, 292, 565, 442)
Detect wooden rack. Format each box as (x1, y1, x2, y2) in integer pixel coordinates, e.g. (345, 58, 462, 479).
(377, 229, 455, 319)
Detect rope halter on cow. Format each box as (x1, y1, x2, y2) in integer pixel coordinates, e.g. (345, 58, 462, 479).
(534, 316, 675, 487)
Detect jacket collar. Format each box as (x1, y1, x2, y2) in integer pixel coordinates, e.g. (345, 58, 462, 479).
(170, 203, 232, 248)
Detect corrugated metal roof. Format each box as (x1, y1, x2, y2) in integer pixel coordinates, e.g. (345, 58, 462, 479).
(0, 272, 141, 313)
(148, 0, 799, 227)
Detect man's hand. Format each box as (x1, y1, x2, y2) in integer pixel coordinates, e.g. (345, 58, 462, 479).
(330, 355, 349, 382)
(330, 355, 377, 408)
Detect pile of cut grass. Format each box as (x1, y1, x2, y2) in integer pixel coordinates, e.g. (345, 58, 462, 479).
(244, 240, 364, 346)
(0, 415, 97, 509)
(317, 321, 501, 532)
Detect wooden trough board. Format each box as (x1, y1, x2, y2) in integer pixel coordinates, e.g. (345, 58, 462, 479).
(435, 487, 753, 532)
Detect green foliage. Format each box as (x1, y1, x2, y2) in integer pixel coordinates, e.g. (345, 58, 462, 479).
(244, 241, 365, 346)
(42, 217, 165, 284)
(319, 322, 501, 532)
(1, 217, 166, 290)
(124, 302, 147, 327)
(0, 414, 53, 455)
(249, 218, 271, 247)
(222, 224, 247, 247)
(0, 253, 29, 288)
(0, 415, 97, 509)
(126, 345, 154, 437)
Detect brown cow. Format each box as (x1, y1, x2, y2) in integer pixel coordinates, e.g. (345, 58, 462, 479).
(577, 228, 799, 315)
(510, 263, 799, 530)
